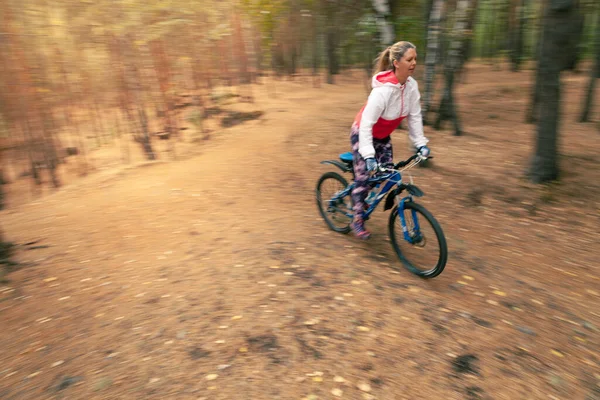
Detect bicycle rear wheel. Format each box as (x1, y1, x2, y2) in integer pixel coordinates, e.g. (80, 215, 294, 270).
(388, 201, 447, 278)
(316, 172, 353, 233)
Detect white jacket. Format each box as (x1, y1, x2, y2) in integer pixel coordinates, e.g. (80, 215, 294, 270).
(354, 70, 429, 159)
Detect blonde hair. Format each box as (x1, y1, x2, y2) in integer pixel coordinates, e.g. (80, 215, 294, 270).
(373, 41, 416, 75)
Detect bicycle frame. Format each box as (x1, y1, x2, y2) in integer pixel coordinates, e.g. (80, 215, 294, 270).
(327, 162, 425, 244)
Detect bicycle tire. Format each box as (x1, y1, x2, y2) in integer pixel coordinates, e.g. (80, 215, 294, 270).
(388, 201, 447, 278)
(316, 172, 352, 234)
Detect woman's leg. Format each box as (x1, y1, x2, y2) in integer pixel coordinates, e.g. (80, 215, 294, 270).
(350, 123, 371, 239)
(374, 136, 393, 167)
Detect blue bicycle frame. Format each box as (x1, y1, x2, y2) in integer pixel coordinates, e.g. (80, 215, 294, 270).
(330, 168, 422, 244)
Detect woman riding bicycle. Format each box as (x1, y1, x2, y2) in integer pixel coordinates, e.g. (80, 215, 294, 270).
(350, 40, 431, 240)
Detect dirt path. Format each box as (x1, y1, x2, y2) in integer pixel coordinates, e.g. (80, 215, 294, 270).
(1, 66, 599, 400)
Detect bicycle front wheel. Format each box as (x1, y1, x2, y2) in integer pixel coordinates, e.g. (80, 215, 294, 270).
(388, 201, 447, 278)
(316, 172, 353, 233)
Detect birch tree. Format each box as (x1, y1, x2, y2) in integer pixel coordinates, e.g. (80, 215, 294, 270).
(433, 0, 471, 136)
(422, 0, 445, 125)
(371, 0, 395, 46)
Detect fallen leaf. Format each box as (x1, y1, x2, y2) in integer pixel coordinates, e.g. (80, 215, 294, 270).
(239, 347, 248, 353)
(550, 350, 564, 358)
(457, 281, 468, 285)
(205, 374, 218, 381)
(333, 376, 346, 383)
(44, 277, 57, 283)
(486, 300, 498, 306)
(312, 376, 323, 382)
(462, 275, 475, 281)
(331, 388, 343, 397)
(351, 280, 361, 285)
(357, 382, 372, 392)
(357, 326, 370, 332)
(493, 290, 506, 297)
(231, 315, 242, 320)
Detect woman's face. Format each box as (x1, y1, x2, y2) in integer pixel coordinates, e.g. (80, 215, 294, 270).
(393, 48, 417, 82)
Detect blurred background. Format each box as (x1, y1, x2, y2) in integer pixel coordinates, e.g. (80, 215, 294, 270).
(0, 1, 599, 399)
(0, 0, 597, 200)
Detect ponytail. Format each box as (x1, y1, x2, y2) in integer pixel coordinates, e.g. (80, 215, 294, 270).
(373, 47, 392, 75)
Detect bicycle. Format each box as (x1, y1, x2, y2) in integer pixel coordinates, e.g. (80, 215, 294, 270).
(315, 151, 448, 278)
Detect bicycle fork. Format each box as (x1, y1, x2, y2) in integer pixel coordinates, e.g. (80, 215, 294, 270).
(398, 197, 422, 244)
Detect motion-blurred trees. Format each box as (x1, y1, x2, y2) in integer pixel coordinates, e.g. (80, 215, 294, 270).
(0, 0, 598, 201)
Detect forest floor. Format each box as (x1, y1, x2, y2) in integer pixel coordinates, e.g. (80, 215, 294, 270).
(1, 62, 599, 400)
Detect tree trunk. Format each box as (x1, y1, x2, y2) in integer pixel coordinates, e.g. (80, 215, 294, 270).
(435, 0, 470, 136)
(527, 0, 583, 123)
(371, 0, 395, 46)
(232, 12, 250, 84)
(529, 0, 581, 183)
(508, 0, 525, 71)
(422, 0, 445, 125)
(456, 0, 479, 83)
(484, 0, 494, 60)
(422, 0, 436, 63)
(579, 8, 599, 123)
(0, 151, 4, 210)
(0, 226, 13, 282)
(326, 30, 337, 84)
(122, 37, 156, 161)
(311, 10, 320, 88)
(564, 11, 585, 72)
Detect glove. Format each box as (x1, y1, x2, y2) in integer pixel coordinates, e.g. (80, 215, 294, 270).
(365, 157, 378, 172)
(417, 146, 431, 158)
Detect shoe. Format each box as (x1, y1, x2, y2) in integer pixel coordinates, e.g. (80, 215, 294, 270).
(351, 216, 371, 240)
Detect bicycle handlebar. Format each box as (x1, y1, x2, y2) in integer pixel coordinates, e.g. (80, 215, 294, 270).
(367, 153, 432, 183)
(394, 153, 420, 169)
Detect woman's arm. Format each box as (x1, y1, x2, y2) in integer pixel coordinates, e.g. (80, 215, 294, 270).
(407, 80, 429, 149)
(358, 89, 386, 159)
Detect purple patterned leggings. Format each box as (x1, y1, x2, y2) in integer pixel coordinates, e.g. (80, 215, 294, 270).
(350, 123, 393, 219)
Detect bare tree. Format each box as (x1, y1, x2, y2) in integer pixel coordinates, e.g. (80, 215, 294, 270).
(529, 0, 582, 183)
(434, 0, 471, 136)
(422, 0, 445, 125)
(508, 0, 527, 71)
(527, 0, 583, 123)
(579, 6, 599, 123)
(371, 0, 395, 46)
